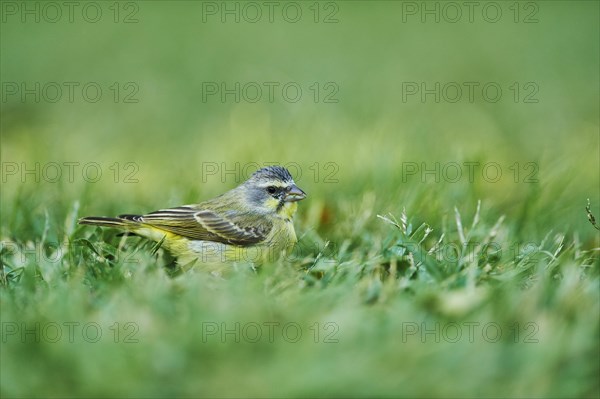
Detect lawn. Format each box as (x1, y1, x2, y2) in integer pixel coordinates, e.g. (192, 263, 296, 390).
(1, 1, 599, 398)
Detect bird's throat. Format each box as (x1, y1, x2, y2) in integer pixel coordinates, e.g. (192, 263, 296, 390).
(277, 201, 298, 220)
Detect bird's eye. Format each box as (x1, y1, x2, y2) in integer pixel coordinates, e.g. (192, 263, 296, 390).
(266, 186, 278, 195)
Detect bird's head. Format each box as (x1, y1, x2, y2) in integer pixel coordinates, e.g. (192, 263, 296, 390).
(241, 166, 306, 218)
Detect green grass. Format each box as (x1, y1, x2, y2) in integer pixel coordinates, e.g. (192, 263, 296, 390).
(2, 195, 598, 397)
(1, 1, 599, 398)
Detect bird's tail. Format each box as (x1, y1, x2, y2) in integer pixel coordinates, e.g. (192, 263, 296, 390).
(78, 214, 142, 229)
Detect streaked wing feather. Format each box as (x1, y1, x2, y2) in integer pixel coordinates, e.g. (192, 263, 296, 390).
(139, 206, 270, 245)
(194, 210, 270, 245)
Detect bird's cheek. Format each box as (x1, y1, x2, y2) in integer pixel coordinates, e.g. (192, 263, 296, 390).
(265, 197, 281, 211)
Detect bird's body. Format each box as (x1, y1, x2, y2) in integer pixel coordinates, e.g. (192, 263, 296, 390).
(79, 166, 306, 267)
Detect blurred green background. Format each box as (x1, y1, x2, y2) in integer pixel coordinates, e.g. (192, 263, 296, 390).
(1, 1, 599, 398)
(2, 0, 598, 234)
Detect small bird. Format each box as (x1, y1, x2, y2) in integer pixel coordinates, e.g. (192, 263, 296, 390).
(79, 166, 306, 267)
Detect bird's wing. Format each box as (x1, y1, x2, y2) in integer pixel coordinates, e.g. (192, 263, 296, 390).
(131, 206, 272, 246)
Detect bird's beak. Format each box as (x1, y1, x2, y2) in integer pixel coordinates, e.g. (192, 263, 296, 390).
(284, 184, 306, 202)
